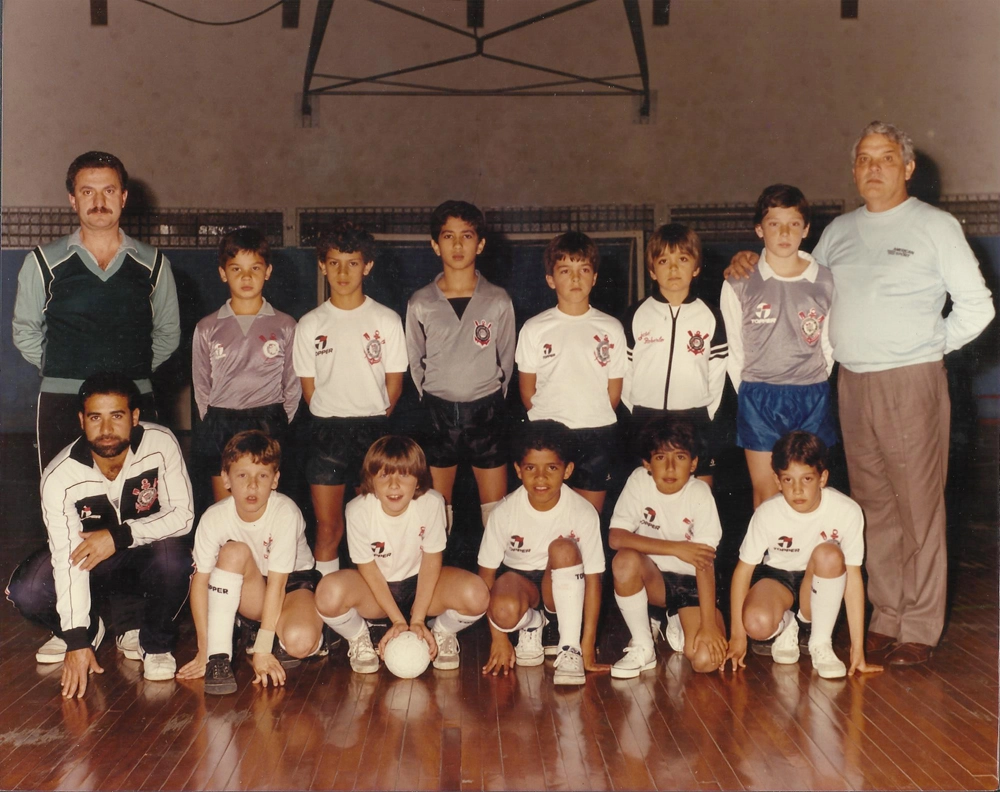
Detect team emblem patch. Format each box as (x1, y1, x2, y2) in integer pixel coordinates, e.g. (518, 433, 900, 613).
(473, 320, 492, 347)
(363, 331, 383, 365)
(593, 334, 613, 367)
(510, 535, 525, 550)
(260, 333, 281, 359)
(687, 330, 707, 355)
(820, 529, 840, 543)
(262, 536, 273, 560)
(643, 507, 656, 522)
(542, 343, 555, 359)
(211, 342, 226, 361)
(132, 478, 159, 513)
(315, 335, 328, 351)
(798, 307, 825, 346)
(778, 536, 793, 549)
(683, 517, 695, 541)
(755, 303, 772, 320)
(419, 526, 426, 540)
(371, 541, 387, 556)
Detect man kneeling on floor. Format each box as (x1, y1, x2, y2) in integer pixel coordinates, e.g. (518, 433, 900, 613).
(7, 371, 194, 697)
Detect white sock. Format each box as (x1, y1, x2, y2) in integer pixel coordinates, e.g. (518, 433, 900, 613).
(766, 609, 795, 641)
(445, 504, 454, 535)
(551, 564, 585, 650)
(320, 607, 366, 640)
(615, 589, 654, 650)
(480, 501, 500, 529)
(207, 568, 243, 658)
(489, 606, 543, 634)
(315, 558, 340, 576)
(808, 573, 847, 648)
(431, 608, 485, 634)
(797, 609, 811, 624)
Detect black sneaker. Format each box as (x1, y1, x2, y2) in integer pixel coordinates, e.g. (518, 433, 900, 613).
(542, 610, 560, 657)
(272, 641, 302, 670)
(797, 617, 812, 656)
(240, 616, 260, 656)
(750, 637, 775, 656)
(318, 624, 341, 658)
(205, 653, 237, 696)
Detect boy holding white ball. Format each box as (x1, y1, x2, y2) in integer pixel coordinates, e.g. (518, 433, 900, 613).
(315, 435, 489, 674)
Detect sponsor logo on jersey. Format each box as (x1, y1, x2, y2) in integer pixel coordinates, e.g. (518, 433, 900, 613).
(510, 535, 525, 550)
(683, 517, 694, 541)
(637, 330, 664, 345)
(752, 302, 777, 325)
(798, 307, 825, 346)
(211, 342, 226, 361)
(777, 535, 799, 552)
(363, 331, 384, 365)
(262, 535, 273, 560)
(260, 333, 281, 359)
(542, 343, 555, 359)
(639, 506, 658, 531)
(371, 541, 391, 558)
(887, 247, 914, 257)
(687, 330, 707, 355)
(473, 320, 492, 347)
(132, 478, 159, 513)
(315, 335, 329, 353)
(593, 334, 613, 367)
(208, 584, 229, 594)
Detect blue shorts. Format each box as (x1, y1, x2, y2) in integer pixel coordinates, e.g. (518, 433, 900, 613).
(737, 381, 837, 452)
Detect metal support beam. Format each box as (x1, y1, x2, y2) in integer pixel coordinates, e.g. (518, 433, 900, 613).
(282, 0, 301, 28)
(302, 0, 335, 117)
(622, 0, 651, 117)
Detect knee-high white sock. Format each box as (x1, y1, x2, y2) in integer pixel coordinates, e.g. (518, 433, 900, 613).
(320, 607, 366, 640)
(431, 608, 485, 634)
(207, 568, 244, 658)
(480, 501, 500, 529)
(765, 609, 795, 640)
(445, 504, 454, 535)
(615, 589, 654, 650)
(489, 606, 543, 634)
(315, 558, 340, 576)
(551, 564, 585, 650)
(808, 573, 847, 648)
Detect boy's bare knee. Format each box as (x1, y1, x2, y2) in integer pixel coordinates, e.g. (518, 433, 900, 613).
(687, 647, 718, 674)
(466, 577, 491, 614)
(611, 548, 643, 583)
(488, 595, 523, 630)
(314, 576, 346, 617)
(743, 608, 777, 640)
(216, 541, 252, 571)
(281, 622, 321, 658)
(810, 542, 846, 577)
(548, 537, 582, 568)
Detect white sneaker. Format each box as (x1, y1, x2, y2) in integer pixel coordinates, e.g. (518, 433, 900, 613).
(771, 614, 801, 665)
(347, 625, 379, 674)
(809, 642, 847, 679)
(35, 617, 106, 664)
(116, 629, 141, 661)
(140, 648, 177, 681)
(431, 628, 460, 670)
(553, 646, 586, 685)
(515, 625, 544, 667)
(610, 642, 657, 679)
(664, 613, 685, 652)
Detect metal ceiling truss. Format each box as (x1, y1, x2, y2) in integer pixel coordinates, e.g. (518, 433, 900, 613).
(301, 0, 654, 119)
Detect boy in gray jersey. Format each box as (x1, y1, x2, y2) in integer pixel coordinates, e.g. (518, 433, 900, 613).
(720, 185, 836, 507)
(405, 201, 515, 536)
(192, 228, 300, 502)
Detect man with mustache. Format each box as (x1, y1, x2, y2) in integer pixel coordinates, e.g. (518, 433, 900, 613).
(727, 121, 995, 666)
(12, 151, 180, 471)
(6, 372, 194, 697)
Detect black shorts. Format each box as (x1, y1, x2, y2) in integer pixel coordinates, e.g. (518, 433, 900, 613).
(661, 570, 704, 615)
(750, 564, 806, 613)
(306, 415, 389, 486)
(496, 563, 546, 591)
(629, 405, 717, 470)
(386, 574, 420, 618)
(563, 423, 618, 492)
(421, 390, 508, 469)
(194, 403, 289, 474)
(279, 568, 323, 594)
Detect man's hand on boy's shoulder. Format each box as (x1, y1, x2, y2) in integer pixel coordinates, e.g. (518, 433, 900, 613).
(724, 251, 760, 281)
(482, 634, 516, 676)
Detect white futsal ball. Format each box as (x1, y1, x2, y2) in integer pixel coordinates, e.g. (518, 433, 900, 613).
(383, 631, 431, 679)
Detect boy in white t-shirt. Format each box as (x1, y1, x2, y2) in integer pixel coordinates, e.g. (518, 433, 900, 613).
(292, 221, 408, 576)
(608, 418, 727, 678)
(315, 436, 489, 674)
(177, 431, 323, 695)
(724, 431, 883, 679)
(478, 420, 609, 685)
(515, 232, 627, 513)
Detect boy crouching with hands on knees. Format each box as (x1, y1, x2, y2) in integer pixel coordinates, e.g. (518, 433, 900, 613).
(314, 435, 489, 674)
(478, 420, 609, 684)
(608, 418, 727, 677)
(724, 430, 882, 678)
(178, 430, 324, 694)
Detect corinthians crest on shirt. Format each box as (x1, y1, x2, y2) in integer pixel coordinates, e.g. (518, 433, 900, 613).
(259, 332, 281, 359)
(362, 330, 384, 365)
(473, 320, 492, 348)
(593, 334, 613, 367)
(798, 307, 825, 346)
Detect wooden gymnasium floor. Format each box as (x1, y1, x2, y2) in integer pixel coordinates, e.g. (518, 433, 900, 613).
(1, 428, 997, 792)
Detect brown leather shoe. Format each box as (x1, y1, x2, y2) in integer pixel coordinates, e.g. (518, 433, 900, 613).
(864, 631, 897, 654)
(887, 642, 933, 666)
